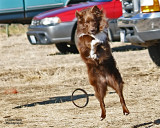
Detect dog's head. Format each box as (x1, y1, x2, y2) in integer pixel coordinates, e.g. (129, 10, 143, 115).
(76, 6, 107, 35)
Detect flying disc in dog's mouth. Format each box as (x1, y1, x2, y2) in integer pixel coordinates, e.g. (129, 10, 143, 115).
(78, 31, 107, 60)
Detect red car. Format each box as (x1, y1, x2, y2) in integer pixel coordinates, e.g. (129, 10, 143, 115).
(27, 0, 122, 53)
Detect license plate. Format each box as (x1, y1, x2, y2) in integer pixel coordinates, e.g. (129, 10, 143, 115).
(30, 35, 37, 44)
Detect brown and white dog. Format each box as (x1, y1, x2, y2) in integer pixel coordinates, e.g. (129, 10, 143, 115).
(75, 6, 129, 120)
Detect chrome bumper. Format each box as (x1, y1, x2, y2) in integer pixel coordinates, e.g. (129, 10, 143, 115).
(118, 12, 160, 43)
(27, 21, 75, 45)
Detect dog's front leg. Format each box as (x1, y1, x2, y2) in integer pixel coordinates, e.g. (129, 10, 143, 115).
(90, 39, 103, 59)
(90, 39, 97, 59)
(93, 84, 107, 120)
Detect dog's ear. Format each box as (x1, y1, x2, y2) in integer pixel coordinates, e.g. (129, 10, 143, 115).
(76, 10, 82, 19)
(99, 15, 109, 31)
(91, 6, 100, 13)
(100, 7, 104, 15)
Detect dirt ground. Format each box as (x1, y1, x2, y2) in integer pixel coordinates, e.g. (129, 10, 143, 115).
(0, 34, 160, 128)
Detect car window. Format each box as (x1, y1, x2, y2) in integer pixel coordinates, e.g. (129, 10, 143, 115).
(67, 0, 112, 5)
(90, 0, 112, 2)
(67, 0, 87, 5)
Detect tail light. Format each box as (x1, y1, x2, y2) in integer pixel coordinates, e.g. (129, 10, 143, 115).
(141, 0, 160, 13)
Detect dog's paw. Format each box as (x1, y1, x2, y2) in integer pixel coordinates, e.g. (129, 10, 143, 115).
(99, 40, 104, 44)
(90, 53, 98, 60)
(90, 48, 98, 60)
(100, 114, 106, 121)
(123, 108, 130, 115)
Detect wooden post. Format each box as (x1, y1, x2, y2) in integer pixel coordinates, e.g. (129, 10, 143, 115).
(6, 24, 9, 37)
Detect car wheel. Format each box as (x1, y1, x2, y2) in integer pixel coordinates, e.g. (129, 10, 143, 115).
(148, 43, 160, 66)
(55, 43, 79, 54)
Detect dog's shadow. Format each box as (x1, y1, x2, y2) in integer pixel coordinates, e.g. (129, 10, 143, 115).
(112, 45, 145, 52)
(13, 94, 94, 109)
(13, 91, 115, 109)
(133, 119, 160, 128)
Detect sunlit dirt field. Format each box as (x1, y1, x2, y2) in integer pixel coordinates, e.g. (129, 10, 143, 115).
(0, 34, 160, 128)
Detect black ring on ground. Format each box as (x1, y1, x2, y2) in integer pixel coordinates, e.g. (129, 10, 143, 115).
(71, 88, 89, 108)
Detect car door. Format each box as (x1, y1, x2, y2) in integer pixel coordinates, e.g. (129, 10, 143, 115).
(0, 0, 24, 20)
(24, 0, 68, 18)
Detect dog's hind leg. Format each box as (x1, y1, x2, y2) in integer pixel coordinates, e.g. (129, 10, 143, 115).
(93, 83, 107, 120)
(115, 82, 130, 115)
(107, 75, 130, 115)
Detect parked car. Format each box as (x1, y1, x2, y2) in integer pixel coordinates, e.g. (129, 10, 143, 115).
(118, 0, 160, 66)
(0, 0, 72, 24)
(27, 0, 122, 53)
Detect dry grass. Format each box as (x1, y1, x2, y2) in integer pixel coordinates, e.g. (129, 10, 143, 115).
(0, 24, 28, 36)
(0, 34, 160, 128)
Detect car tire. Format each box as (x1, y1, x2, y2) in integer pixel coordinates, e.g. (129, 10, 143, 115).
(55, 43, 79, 54)
(148, 43, 160, 66)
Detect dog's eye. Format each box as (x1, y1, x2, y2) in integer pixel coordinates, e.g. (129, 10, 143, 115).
(78, 19, 82, 22)
(86, 20, 90, 23)
(90, 19, 95, 22)
(78, 19, 84, 23)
